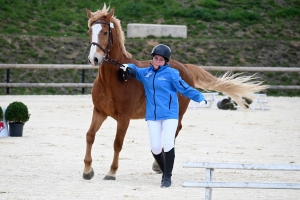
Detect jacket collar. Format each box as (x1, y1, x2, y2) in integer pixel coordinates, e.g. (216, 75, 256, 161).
(150, 64, 170, 72)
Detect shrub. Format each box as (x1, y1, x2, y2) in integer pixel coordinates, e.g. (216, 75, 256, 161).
(5, 101, 30, 123)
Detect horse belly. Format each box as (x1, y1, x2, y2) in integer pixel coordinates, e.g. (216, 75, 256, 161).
(130, 103, 146, 119)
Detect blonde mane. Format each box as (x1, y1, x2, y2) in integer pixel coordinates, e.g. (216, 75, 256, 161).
(87, 4, 132, 59)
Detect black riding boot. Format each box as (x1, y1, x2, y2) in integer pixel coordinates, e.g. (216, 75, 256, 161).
(161, 148, 175, 188)
(152, 151, 165, 185)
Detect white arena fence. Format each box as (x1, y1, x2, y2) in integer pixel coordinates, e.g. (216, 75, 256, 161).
(183, 162, 300, 200)
(0, 64, 300, 94)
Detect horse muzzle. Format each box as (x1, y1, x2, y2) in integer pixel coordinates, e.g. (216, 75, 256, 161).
(88, 54, 105, 67)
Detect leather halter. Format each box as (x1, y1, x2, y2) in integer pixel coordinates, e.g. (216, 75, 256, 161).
(89, 20, 124, 67)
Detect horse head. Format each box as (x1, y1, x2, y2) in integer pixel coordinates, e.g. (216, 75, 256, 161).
(86, 4, 132, 67)
(86, 6, 115, 66)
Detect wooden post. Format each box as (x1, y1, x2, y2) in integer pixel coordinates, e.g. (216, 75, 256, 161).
(81, 69, 85, 94)
(6, 69, 10, 94)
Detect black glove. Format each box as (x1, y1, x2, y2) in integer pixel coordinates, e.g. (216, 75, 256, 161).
(118, 64, 136, 82)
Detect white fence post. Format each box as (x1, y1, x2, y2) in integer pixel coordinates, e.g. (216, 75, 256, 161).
(205, 168, 213, 200)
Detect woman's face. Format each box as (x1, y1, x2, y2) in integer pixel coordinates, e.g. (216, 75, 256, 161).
(152, 55, 166, 69)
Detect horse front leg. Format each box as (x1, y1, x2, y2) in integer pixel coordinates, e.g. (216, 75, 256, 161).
(103, 117, 130, 180)
(83, 108, 107, 180)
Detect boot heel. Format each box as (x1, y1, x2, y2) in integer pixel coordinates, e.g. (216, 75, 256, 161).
(161, 178, 171, 187)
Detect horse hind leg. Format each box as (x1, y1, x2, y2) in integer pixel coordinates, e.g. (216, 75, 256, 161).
(83, 108, 107, 180)
(152, 160, 163, 174)
(103, 116, 130, 180)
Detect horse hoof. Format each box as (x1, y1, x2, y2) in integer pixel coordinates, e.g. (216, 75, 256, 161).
(152, 163, 162, 174)
(103, 175, 116, 180)
(83, 168, 94, 180)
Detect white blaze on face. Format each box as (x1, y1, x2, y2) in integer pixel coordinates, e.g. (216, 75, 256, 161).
(88, 24, 103, 66)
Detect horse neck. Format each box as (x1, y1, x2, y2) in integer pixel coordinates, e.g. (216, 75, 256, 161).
(109, 43, 128, 63)
(97, 46, 127, 84)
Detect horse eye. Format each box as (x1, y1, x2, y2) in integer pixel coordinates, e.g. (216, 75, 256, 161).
(104, 32, 108, 35)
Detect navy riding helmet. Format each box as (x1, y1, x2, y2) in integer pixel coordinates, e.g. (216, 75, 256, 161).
(151, 44, 172, 63)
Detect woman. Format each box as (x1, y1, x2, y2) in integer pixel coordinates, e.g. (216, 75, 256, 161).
(121, 44, 207, 188)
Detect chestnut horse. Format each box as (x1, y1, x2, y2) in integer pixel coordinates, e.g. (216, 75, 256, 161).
(83, 4, 268, 180)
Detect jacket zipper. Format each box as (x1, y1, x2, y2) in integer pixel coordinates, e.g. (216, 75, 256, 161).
(169, 94, 172, 109)
(153, 70, 158, 120)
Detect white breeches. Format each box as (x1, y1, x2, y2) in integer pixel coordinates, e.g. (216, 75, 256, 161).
(147, 119, 178, 155)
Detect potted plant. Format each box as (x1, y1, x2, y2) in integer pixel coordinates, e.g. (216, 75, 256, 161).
(5, 101, 30, 137)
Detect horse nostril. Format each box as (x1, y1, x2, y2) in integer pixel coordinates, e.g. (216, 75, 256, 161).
(94, 57, 98, 64)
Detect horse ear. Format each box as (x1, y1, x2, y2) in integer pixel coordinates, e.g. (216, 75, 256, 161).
(86, 9, 92, 19)
(106, 7, 115, 20)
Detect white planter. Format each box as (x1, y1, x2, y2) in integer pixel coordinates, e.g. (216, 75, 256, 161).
(0, 107, 9, 137)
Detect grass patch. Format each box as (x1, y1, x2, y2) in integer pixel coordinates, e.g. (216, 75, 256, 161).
(0, 1, 299, 96)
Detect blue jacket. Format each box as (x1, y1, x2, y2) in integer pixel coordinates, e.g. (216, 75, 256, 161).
(127, 64, 206, 120)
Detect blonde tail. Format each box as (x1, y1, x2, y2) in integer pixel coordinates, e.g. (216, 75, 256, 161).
(185, 64, 270, 109)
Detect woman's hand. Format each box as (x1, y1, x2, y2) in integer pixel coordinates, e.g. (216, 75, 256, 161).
(199, 100, 207, 106)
